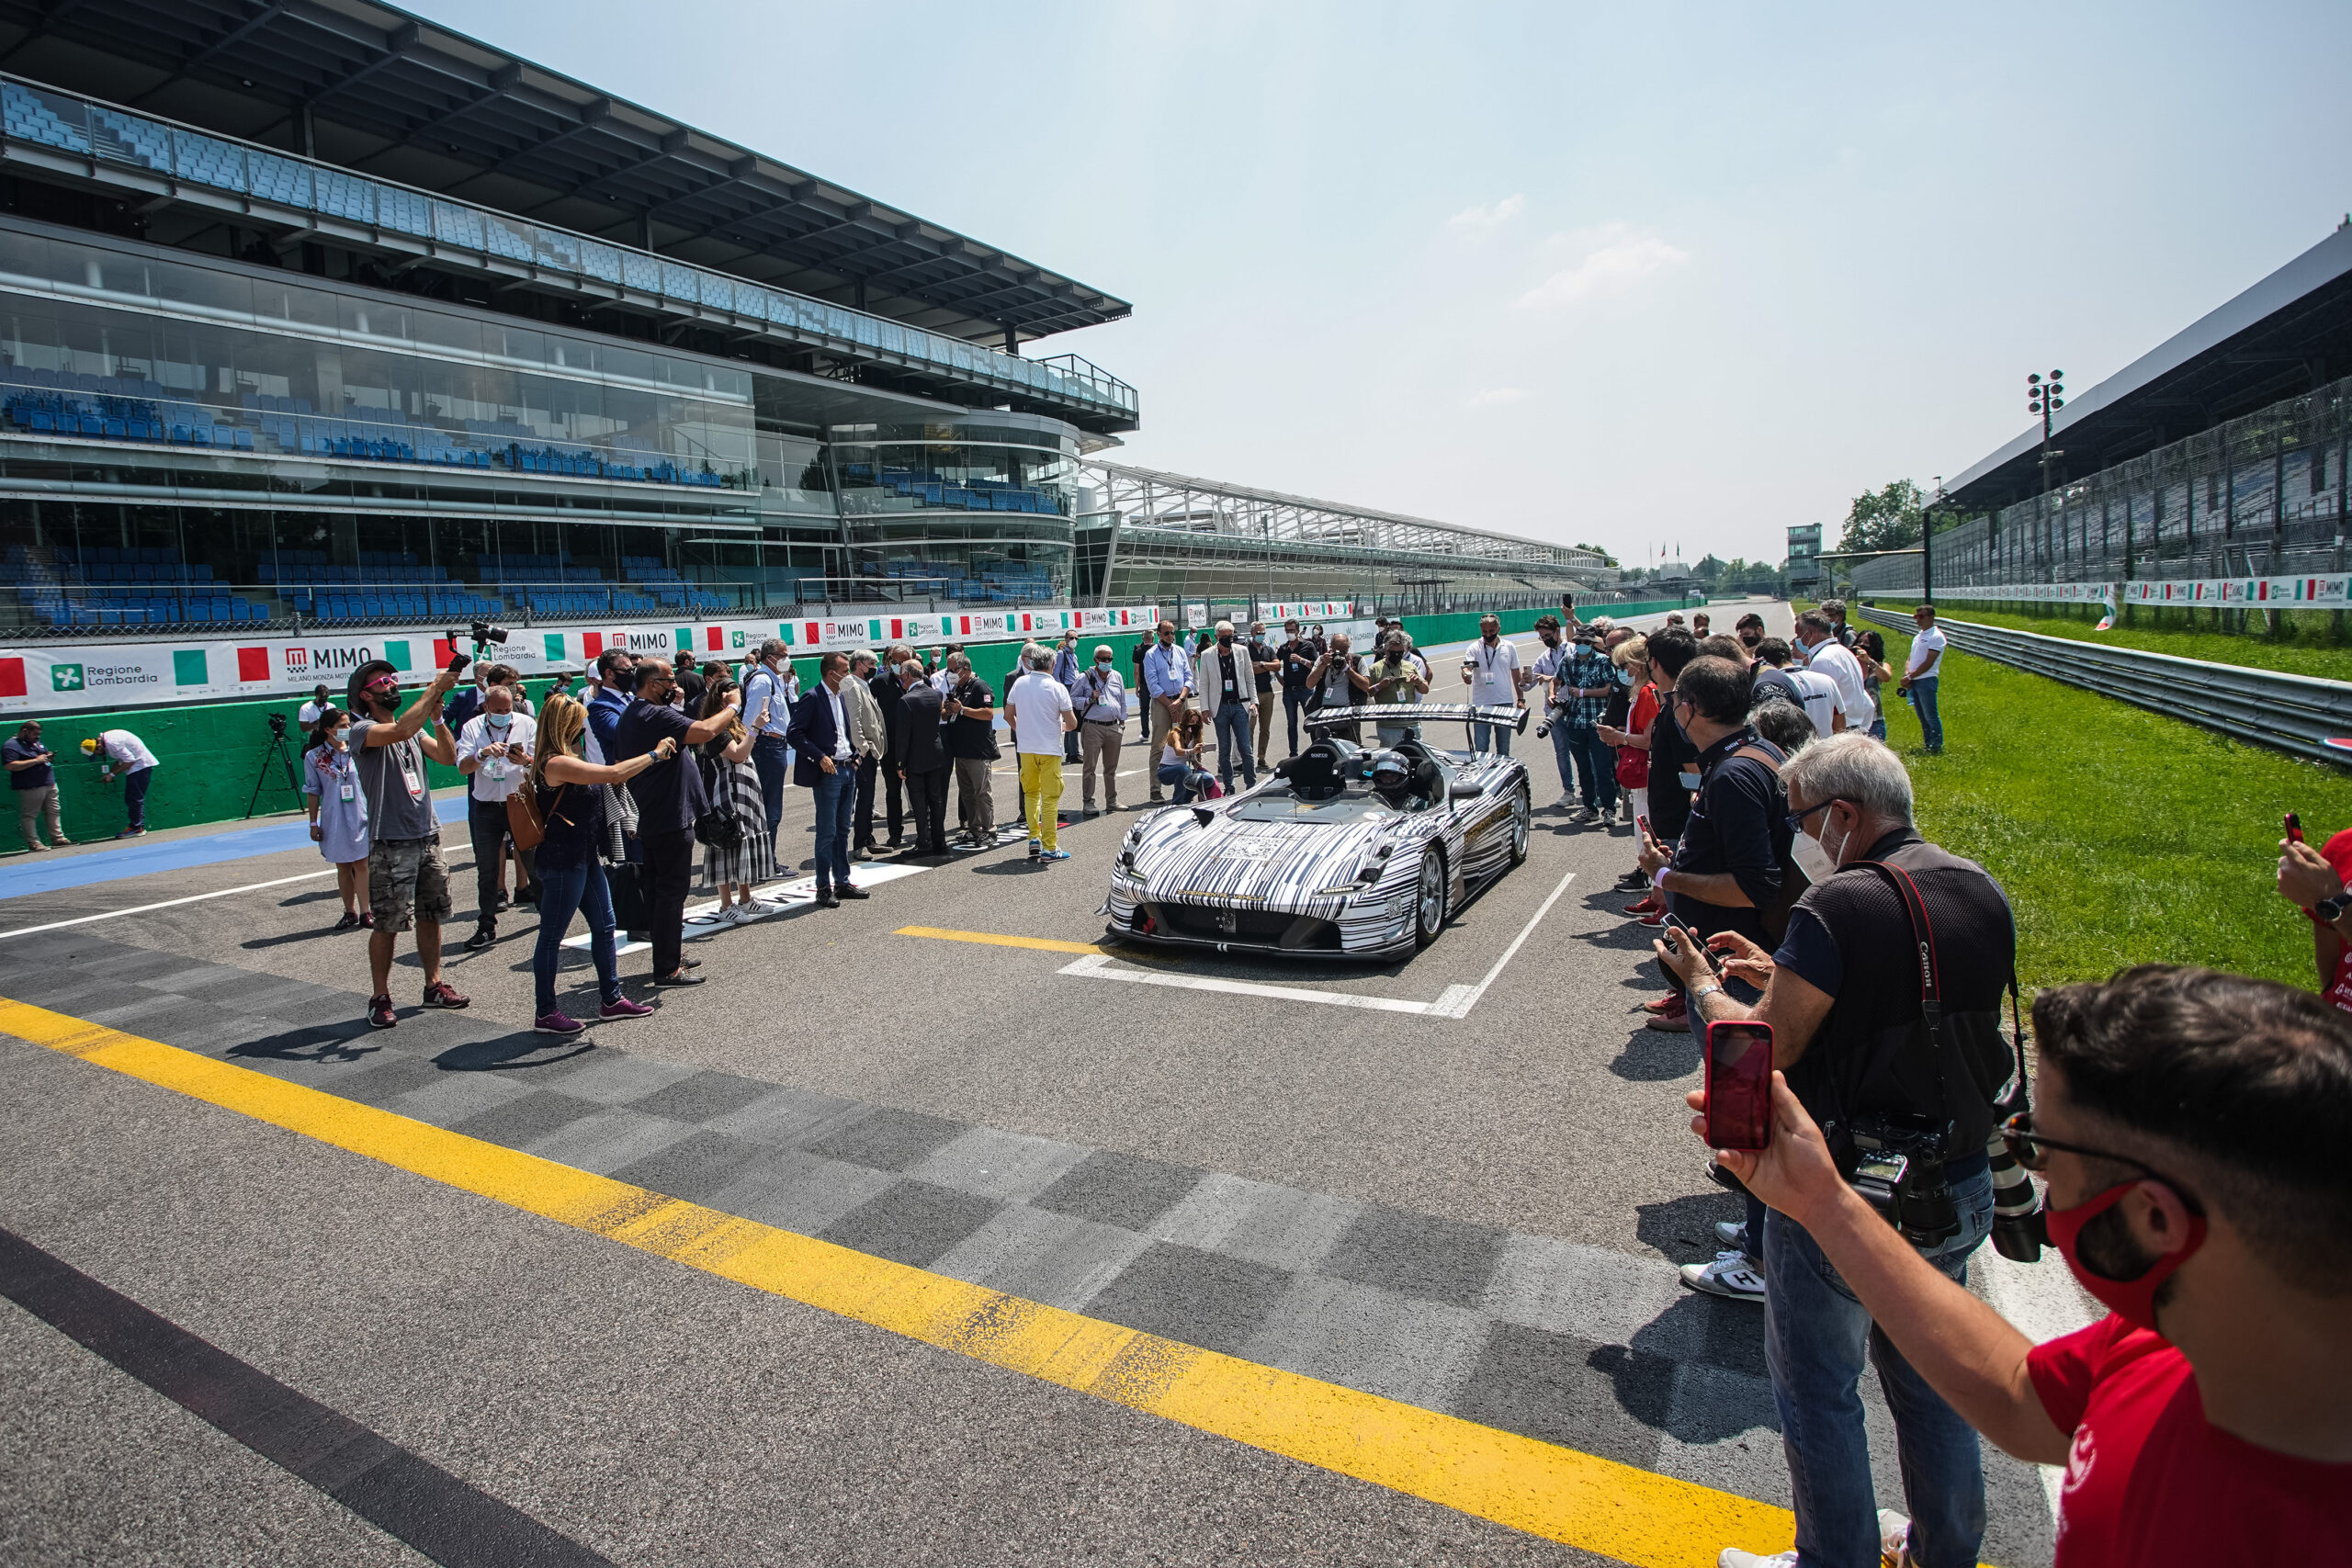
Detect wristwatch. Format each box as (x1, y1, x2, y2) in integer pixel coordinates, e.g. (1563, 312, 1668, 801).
(2317, 891, 2352, 924)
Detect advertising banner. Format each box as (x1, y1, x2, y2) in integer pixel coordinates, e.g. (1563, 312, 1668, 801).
(1261, 601, 1355, 622)
(1927, 577, 2347, 608)
(0, 604, 1160, 717)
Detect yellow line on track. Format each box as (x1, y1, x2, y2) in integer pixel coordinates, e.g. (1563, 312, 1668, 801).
(0, 996, 1792, 1567)
(893, 924, 1113, 955)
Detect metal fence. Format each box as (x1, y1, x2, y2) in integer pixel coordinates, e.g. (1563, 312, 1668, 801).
(1852, 373, 2352, 596)
(1859, 608, 2352, 767)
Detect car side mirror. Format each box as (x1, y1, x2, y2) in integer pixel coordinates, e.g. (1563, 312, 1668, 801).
(1447, 780, 1482, 800)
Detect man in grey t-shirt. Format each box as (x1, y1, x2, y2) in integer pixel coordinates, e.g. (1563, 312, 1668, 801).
(348, 656, 469, 1030)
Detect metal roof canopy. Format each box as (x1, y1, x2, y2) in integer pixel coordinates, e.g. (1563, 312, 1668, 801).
(0, 0, 1131, 345)
(1946, 224, 2352, 513)
(1083, 461, 1610, 572)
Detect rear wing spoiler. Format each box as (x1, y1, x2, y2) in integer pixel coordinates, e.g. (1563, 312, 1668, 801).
(1306, 703, 1528, 735)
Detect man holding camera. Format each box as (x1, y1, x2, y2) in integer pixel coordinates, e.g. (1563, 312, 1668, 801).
(1544, 624, 1616, 822)
(349, 658, 469, 1029)
(1657, 732, 2017, 1568)
(1691, 963, 2352, 1566)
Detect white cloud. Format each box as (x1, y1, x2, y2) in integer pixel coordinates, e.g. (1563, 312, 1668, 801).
(1512, 223, 1688, 309)
(1468, 387, 1528, 408)
(1445, 194, 1525, 233)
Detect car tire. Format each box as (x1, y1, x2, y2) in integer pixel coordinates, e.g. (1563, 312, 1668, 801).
(1413, 849, 1448, 949)
(1508, 784, 1531, 867)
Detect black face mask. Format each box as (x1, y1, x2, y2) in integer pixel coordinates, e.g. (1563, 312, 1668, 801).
(1217, 636, 1232, 647)
(607, 666, 637, 694)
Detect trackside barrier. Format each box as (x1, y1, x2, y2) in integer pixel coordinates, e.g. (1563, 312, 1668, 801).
(1859, 609, 2352, 768)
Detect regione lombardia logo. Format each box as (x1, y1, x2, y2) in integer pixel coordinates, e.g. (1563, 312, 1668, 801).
(51, 662, 83, 692)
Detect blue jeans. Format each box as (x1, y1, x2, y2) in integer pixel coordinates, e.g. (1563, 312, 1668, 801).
(122, 764, 153, 830)
(1763, 1162, 1993, 1568)
(1159, 761, 1206, 803)
(1213, 703, 1256, 789)
(752, 736, 789, 847)
(808, 765, 855, 891)
(1551, 724, 1616, 811)
(1471, 720, 1514, 756)
(1907, 677, 1943, 752)
(1283, 687, 1311, 755)
(531, 858, 618, 1018)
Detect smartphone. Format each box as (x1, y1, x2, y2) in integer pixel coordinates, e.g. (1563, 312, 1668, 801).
(1663, 914, 1724, 978)
(1636, 813, 1653, 843)
(2285, 812, 2304, 844)
(1704, 1020, 1775, 1151)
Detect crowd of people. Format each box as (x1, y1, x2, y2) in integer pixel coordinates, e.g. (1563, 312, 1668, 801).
(1599, 631, 2348, 1565)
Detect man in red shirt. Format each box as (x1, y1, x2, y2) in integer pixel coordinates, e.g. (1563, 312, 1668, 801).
(2277, 826, 2352, 1016)
(1685, 963, 2352, 1566)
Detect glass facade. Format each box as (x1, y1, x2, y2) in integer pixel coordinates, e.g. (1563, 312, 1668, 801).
(831, 417, 1080, 602)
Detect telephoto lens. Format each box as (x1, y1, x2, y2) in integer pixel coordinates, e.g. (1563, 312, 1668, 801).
(1987, 1132, 2047, 1262)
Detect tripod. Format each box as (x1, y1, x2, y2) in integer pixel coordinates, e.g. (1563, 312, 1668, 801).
(245, 725, 306, 819)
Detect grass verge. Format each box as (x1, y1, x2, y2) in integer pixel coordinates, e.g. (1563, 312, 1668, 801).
(1868, 618, 2352, 993)
(1865, 599, 2350, 680)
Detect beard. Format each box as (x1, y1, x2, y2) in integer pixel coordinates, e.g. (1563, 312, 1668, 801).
(2075, 1202, 2163, 1281)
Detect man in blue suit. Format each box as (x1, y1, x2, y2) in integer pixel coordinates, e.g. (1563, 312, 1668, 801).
(786, 651, 866, 908)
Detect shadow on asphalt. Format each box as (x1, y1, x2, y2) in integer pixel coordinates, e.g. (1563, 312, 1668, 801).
(433, 1032, 594, 1073)
(1611, 1025, 1701, 1082)
(226, 1021, 381, 1067)
(1635, 1190, 1746, 1266)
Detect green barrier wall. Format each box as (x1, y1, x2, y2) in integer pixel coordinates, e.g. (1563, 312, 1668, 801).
(11, 603, 1706, 840)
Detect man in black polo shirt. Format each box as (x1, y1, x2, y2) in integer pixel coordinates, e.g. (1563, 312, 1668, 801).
(1658, 730, 2014, 1568)
(1275, 619, 1317, 759)
(1635, 654, 1787, 1037)
(608, 658, 737, 987)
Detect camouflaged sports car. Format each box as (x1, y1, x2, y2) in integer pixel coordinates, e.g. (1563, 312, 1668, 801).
(1103, 704, 1532, 958)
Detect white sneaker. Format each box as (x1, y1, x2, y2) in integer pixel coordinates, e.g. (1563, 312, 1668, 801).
(1713, 1219, 1748, 1251)
(723, 905, 755, 927)
(1718, 1551, 1798, 1568)
(1879, 1509, 1915, 1568)
(1680, 1251, 1766, 1302)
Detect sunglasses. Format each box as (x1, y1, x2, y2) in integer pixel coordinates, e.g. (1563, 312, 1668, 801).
(1998, 1111, 2203, 1213)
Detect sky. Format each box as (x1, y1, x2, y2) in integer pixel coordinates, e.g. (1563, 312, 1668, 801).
(431, 1, 2352, 569)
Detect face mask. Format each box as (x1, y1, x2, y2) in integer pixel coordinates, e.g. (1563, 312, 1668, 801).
(1218, 635, 1232, 646)
(329, 728, 350, 748)
(1096, 659, 1112, 670)
(2042, 1182, 2207, 1336)
(1791, 817, 1843, 883)
(1678, 768, 1702, 790)
(486, 712, 512, 730)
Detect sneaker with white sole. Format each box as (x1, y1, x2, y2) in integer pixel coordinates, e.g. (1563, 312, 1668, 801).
(1717, 1551, 1798, 1568)
(1713, 1219, 1748, 1251)
(1680, 1250, 1766, 1302)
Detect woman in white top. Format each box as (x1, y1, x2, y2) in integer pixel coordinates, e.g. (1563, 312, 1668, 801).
(1156, 708, 1214, 803)
(302, 707, 373, 931)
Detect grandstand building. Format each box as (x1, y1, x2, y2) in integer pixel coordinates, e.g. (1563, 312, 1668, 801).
(0, 0, 1603, 653)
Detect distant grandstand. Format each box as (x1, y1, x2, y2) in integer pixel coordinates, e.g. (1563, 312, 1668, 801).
(0, 0, 1602, 646)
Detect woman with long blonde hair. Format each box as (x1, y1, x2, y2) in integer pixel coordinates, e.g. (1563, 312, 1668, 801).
(526, 694, 673, 1036)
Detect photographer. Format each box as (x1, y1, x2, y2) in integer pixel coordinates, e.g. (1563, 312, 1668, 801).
(2277, 824, 2352, 1015)
(1634, 655, 1789, 1034)
(1656, 732, 2016, 1567)
(348, 658, 470, 1029)
(1691, 965, 2351, 1566)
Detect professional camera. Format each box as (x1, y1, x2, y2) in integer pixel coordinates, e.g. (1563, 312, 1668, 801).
(1986, 1131, 2047, 1262)
(1843, 1111, 1961, 1248)
(266, 711, 288, 739)
(449, 620, 510, 653)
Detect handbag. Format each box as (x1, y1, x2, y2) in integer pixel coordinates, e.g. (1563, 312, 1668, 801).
(1615, 744, 1649, 790)
(505, 782, 560, 851)
(693, 755, 745, 849)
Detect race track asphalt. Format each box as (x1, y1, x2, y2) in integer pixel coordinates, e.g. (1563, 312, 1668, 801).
(0, 600, 2085, 1567)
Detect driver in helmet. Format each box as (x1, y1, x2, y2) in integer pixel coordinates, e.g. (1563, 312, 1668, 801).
(1367, 748, 1432, 812)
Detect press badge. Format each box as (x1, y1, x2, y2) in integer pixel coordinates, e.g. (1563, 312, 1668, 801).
(338, 780, 356, 803)
(401, 756, 424, 800)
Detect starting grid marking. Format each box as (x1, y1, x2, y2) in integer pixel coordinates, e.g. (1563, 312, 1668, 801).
(563, 861, 933, 956)
(896, 868, 1578, 1021)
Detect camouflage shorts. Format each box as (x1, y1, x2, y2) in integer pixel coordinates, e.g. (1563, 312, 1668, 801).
(368, 832, 451, 932)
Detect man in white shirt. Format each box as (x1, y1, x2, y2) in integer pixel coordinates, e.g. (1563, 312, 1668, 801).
(80, 728, 159, 837)
(1898, 604, 1949, 754)
(1793, 611, 1872, 734)
(1460, 614, 1526, 755)
(1141, 621, 1193, 802)
(741, 638, 797, 856)
(1004, 642, 1078, 861)
(296, 683, 334, 737)
(1751, 637, 1841, 739)
(454, 682, 537, 949)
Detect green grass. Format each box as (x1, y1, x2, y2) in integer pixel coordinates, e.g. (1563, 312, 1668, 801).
(1868, 620, 2352, 993)
(1868, 599, 2350, 680)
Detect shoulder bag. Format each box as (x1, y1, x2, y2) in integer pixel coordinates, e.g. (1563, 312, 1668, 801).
(694, 753, 746, 849)
(506, 780, 561, 851)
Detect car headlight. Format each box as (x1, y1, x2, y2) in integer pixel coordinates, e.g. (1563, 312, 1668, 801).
(1316, 842, 1394, 897)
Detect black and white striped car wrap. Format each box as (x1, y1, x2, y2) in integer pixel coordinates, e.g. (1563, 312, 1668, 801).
(1104, 705, 1532, 958)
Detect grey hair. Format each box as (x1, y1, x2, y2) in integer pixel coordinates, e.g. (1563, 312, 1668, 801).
(899, 660, 926, 680)
(945, 652, 972, 674)
(1588, 615, 1615, 634)
(1020, 641, 1051, 670)
(1214, 619, 1234, 637)
(1779, 731, 1914, 825)
(848, 647, 876, 668)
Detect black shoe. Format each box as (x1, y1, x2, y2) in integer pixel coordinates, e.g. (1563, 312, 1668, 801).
(836, 884, 870, 899)
(333, 910, 361, 931)
(464, 925, 495, 951)
(678, 957, 703, 969)
(653, 970, 706, 987)
(814, 891, 841, 908)
(626, 930, 650, 943)
(492, 893, 511, 914)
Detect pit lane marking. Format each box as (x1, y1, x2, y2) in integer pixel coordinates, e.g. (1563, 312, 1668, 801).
(1064, 869, 1577, 1020)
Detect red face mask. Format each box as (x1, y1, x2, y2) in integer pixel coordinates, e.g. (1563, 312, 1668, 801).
(2041, 1179, 2207, 1336)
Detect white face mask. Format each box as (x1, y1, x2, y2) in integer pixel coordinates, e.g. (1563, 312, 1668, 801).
(329, 728, 350, 749)
(1790, 810, 1849, 883)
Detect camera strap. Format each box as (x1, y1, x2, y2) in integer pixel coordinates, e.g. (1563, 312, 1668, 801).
(1855, 859, 2029, 1117)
